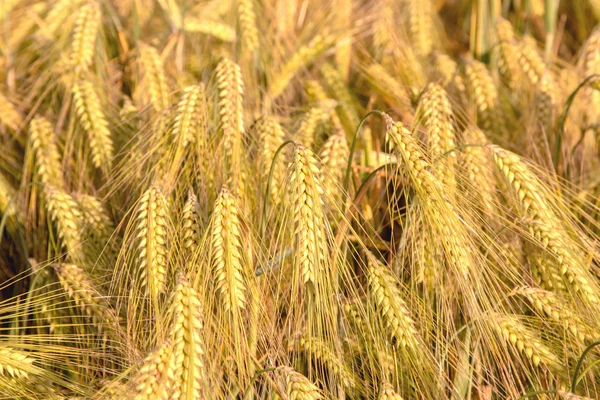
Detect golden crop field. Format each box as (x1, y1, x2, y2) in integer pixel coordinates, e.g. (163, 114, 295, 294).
(3, 0, 600, 398)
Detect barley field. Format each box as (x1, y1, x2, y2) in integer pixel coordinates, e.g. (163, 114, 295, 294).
(3, 0, 600, 399)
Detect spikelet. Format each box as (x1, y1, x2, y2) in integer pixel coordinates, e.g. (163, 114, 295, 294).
(181, 190, 201, 253)
(289, 145, 328, 287)
(408, 0, 433, 56)
(0, 92, 22, 131)
(209, 186, 248, 312)
(136, 186, 169, 300)
(45, 186, 83, 259)
(416, 83, 457, 190)
(238, 0, 259, 53)
(491, 146, 599, 304)
(54, 263, 118, 329)
(269, 35, 333, 99)
(172, 85, 207, 149)
(215, 58, 245, 188)
(70, 1, 101, 72)
(366, 253, 419, 349)
(29, 116, 64, 189)
(167, 275, 207, 400)
(277, 366, 323, 400)
(132, 340, 172, 400)
(378, 382, 404, 400)
(72, 80, 114, 169)
(490, 313, 562, 372)
(138, 43, 170, 111)
(464, 59, 502, 133)
(184, 19, 236, 42)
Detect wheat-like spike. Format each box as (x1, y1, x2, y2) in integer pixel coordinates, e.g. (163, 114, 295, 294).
(417, 83, 457, 190)
(0, 347, 38, 380)
(277, 366, 323, 400)
(181, 190, 201, 253)
(320, 63, 361, 133)
(183, 18, 236, 42)
(432, 52, 466, 93)
(493, 18, 521, 89)
(268, 34, 333, 99)
(136, 186, 169, 300)
(72, 80, 114, 169)
(580, 25, 600, 75)
(139, 43, 170, 111)
(215, 58, 245, 188)
(70, 1, 101, 72)
(384, 114, 472, 277)
(534, 71, 558, 142)
(172, 85, 207, 149)
(132, 340, 172, 400)
(378, 382, 404, 400)
(460, 128, 496, 216)
(54, 263, 118, 328)
(296, 335, 357, 390)
(29, 116, 64, 189)
(364, 63, 410, 108)
(255, 116, 286, 205)
(45, 0, 87, 36)
(373, 0, 394, 54)
(45, 186, 83, 258)
(517, 36, 546, 87)
(238, 0, 259, 53)
(319, 131, 349, 202)
(209, 186, 248, 312)
(491, 146, 599, 304)
(167, 275, 206, 400)
(464, 58, 502, 133)
(76, 193, 113, 243)
(519, 287, 598, 343)
(490, 313, 562, 372)
(0, 91, 22, 131)
(305, 80, 328, 104)
(289, 145, 328, 287)
(296, 100, 336, 150)
(366, 253, 420, 349)
(408, 0, 433, 56)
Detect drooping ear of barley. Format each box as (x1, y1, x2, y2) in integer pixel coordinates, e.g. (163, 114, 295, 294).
(517, 36, 546, 88)
(407, 0, 434, 57)
(489, 313, 563, 373)
(70, 1, 101, 73)
(378, 382, 404, 400)
(534, 71, 558, 148)
(45, 186, 83, 260)
(166, 275, 208, 400)
(54, 263, 119, 334)
(276, 366, 323, 400)
(131, 339, 172, 400)
(320, 63, 361, 137)
(172, 84, 207, 150)
(0, 92, 22, 132)
(319, 130, 349, 209)
(493, 18, 521, 90)
(181, 189, 201, 254)
(416, 83, 457, 191)
(215, 58, 245, 192)
(296, 100, 336, 150)
(72, 80, 114, 170)
(183, 18, 236, 42)
(268, 35, 333, 99)
(431, 52, 467, 95)
(363, 63, 410, 109)
(135, 186, 169, 302)
(464, 58, 503, 134)
(29, 116, 64, 189)
(137, 43, 170, 112)
(237, 0, 259, 54)
(491, 146, 599, 305)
